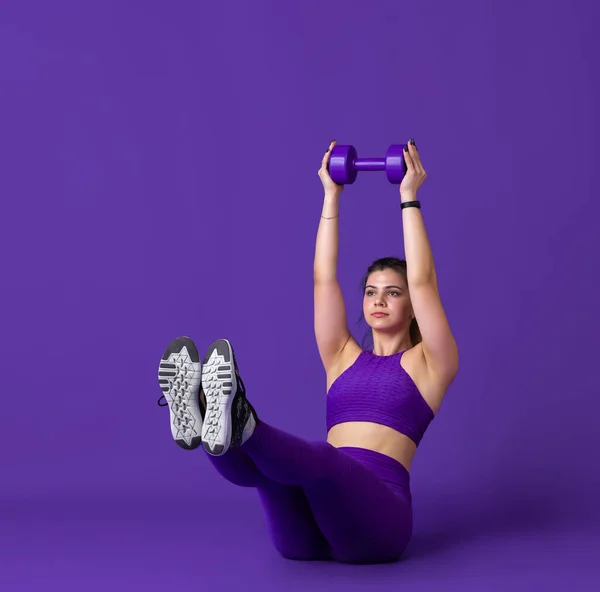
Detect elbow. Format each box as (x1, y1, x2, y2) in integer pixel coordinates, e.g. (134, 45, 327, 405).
(314, 270, 338, 284)
(313, 261, 337, 284)
(409, 273, 437, 289)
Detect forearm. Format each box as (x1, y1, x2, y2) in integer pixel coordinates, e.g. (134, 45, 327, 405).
(313, 193, 340, 282)
(401, 191, 437, 286)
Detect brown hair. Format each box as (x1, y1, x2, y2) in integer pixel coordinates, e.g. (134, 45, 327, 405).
(357, 257, 422, 349)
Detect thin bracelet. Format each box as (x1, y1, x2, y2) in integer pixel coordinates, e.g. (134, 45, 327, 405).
(321, 214, 339, 219)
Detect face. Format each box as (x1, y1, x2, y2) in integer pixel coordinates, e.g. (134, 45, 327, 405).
(362, 268, 414, 333)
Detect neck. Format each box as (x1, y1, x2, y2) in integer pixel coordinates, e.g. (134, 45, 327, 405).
(371, 331, 412, 356)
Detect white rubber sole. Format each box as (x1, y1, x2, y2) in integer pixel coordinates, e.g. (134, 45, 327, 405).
(201, 339, 238, 456)
(158, 337, 204, 450)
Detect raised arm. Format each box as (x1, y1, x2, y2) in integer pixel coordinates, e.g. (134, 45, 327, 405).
(400, 140, 459, 387)
(313, 142, 353, 372)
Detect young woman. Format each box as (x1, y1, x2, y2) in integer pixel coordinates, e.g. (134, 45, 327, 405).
(157, 139, 458, 564)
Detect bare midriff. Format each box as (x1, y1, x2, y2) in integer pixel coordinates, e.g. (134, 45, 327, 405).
(327, 422, 417, 471)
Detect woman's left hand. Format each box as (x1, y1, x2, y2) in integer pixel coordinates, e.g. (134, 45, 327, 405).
(399, 139, 427, 199)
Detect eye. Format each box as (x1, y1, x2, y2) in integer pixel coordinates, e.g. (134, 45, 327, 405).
(390, 291, 399, 296)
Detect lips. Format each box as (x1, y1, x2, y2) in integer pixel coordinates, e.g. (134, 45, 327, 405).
(372, 313, 388, 317)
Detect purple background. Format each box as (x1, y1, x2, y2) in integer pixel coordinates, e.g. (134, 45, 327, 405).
(1, 0, 599, 589)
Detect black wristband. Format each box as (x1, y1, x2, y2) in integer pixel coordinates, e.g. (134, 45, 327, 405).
(401, 200, 421, 210)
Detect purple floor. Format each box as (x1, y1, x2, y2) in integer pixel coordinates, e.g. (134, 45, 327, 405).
(2, 495, 598, 591)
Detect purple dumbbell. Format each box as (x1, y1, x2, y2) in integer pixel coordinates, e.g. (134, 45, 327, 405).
(328, 144, 408, 185)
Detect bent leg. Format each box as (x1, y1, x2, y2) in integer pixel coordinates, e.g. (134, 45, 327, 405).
(241, 421, 413, 564)
(303, 447, 413, 564)
(203, 447, 331, 560)
(257, 483, 331, 560)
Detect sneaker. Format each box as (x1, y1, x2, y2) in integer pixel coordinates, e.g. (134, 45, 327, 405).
(201, 339, 257, 456)
(157, 337, 205, 450)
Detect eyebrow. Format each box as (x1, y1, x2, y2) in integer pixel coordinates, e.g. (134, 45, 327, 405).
(365, 285, 403, 290)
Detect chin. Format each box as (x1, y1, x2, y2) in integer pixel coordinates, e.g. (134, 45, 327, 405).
(370, 319, 403, 333)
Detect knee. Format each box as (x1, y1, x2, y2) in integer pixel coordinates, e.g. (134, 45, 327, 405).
(306, 442, 340, 483)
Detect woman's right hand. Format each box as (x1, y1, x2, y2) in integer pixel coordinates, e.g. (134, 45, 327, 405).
(318, 140, 344, 197)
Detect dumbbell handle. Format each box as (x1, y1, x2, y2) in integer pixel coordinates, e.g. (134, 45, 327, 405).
(353, 158, 386, 172)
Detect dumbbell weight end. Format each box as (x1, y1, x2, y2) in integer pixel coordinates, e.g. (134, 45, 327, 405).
(385, 144, 408, 184)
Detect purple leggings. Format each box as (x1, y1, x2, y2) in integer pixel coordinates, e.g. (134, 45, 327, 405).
(204, 420, 413, 564)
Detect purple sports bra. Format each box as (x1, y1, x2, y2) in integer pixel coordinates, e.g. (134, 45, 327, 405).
(326, 349, 435, 446)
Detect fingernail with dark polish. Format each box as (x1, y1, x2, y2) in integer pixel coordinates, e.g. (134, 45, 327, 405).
(403, 145, 408, 152)
(409, 138, 415, 145)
